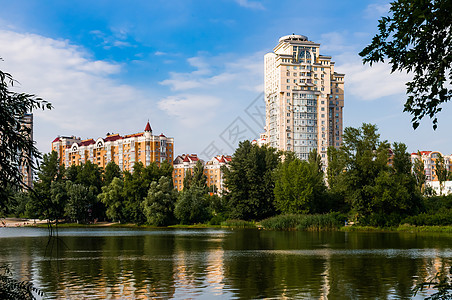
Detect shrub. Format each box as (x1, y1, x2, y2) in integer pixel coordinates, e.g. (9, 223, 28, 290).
(261, 212, 346, 230)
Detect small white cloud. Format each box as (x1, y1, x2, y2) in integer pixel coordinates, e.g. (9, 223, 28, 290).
(154, 51, 167, 56)
(157, 94, 221, 127)
(364, 3, 391, 19)
(234, 0, 265, 10)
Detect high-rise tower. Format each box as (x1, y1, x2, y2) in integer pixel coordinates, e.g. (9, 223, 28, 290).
(264, 34, 344, 168)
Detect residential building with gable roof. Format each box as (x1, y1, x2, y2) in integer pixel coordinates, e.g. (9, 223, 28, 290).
(51, 121, 174, 172)
(172, 154, 202, 191)
(411, 150, 452, 195)
(204, 155, 232, 194)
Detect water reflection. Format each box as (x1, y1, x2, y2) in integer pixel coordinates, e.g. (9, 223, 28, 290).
(0, 228, 450, 299)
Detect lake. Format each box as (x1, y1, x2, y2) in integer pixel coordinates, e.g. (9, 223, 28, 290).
(0, 227, 451, 299)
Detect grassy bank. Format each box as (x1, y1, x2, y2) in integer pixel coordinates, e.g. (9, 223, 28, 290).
(260, 213, 346, 230)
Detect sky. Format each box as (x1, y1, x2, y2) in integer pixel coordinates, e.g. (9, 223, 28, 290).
(1, 0, 451, 160)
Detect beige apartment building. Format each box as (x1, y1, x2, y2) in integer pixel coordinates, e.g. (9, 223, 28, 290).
(264, 34, 344, 168)
(52, 121, 174, 172)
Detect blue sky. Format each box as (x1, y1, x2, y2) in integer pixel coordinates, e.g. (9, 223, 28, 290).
(1, 0, 451, 159)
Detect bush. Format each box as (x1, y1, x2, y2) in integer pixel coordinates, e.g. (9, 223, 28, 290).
(402, 209, 452, 226)
(261, 212, 346, 230)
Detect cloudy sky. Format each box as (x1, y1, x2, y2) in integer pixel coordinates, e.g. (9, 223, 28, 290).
(1, 0, 451, 159)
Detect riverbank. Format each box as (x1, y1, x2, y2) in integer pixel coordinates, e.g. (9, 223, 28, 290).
(10, 219, 452, 233)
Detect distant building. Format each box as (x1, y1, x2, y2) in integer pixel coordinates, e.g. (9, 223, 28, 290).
(252, 133, 268, 147)
(172, 154, 232, 194)
(20, 113, 33, 189)
(411, 151, 452, 195)
(265, 34, 345, 168)
(52, 121, 174, 172)
(172, 154, 202, 191)
(204, 155, 232, 194)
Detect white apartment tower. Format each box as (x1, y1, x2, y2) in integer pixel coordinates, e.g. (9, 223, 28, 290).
(265, 34, 344, 167)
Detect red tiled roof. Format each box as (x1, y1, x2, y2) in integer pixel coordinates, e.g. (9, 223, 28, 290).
(183, 156, 190, 162)
(159, 133, 166, 137)
(104, 134, 123, 142)
(145, 121, 152, 132)
(411, 151, 432, 156)
(78, 139, 95, 146)
(218, 156, 225, 163)
(124, 133, 144, 138)
(52, 137, 60, 143)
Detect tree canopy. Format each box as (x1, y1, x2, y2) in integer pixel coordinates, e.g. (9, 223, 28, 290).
(360, 0, 452, 129)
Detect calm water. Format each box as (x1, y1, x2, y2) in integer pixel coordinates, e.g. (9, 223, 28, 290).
(0, 227, 451, 299)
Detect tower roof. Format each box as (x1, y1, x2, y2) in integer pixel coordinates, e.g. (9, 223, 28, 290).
(144, 121, 152, 132)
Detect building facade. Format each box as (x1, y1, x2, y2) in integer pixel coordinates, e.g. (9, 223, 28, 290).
(264, 34, 344, 168)
(172, 154, 201, 191)
(172, 154, 232, 194)
(52, 121, 174, 172)
(411, 151, 452, 195)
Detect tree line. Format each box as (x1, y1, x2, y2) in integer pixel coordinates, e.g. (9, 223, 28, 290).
(2, 123, 452, 227)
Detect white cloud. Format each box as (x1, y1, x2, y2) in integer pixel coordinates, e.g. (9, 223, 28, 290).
(160, 52, 263, 92)
(157, 94, 221, 128)
(234, 0, 265, 10)
(0, 29, 150, 152)
(364, 3, 391, 19)
(336, 52, 411, 101)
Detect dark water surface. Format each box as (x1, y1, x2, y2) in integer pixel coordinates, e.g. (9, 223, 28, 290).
(0, 227, 451, 299)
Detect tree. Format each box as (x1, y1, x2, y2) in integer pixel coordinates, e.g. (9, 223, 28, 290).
(142, 176, 176, 226)
(175, 186, 210, 224)
(98, 177, 125, 222)
(435, 154, 450, 195)
(223, 141, 280, 220)
(412, 151, 427, 194)
(0, 64, 52, 205)
(360, 0, 452, 129)
(65, 182, 95, 223)
(103, 161, 122, 187)
(27, 151, 65, 220)
(183, 160, 207, 191)
(273, 156, 326, 214)
(340, 124, 421, 225)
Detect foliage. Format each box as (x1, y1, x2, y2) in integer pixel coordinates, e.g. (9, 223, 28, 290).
(103, 161, 122, 186)
(339, 124, 421, 226)
(412, 151, 427, 194)
(435, 154, 450, 195)
(142, 176, 177, 226)
(0, 265, 43, 300)
(223, 140, 280, 221)
(360, 0, 452, 129)
(98, 177, 125, 222)
(413, 269, 452, 300)
(220, 219, 256, 228)
(402, 209, 452, 226)
(0, 64, 52, 207)
(273, 152, 327, 214)
(175, 186, 211, 224)
(27, 151, 65, 220)
(65, 182, 96, 223)
(260, 213, 346, 231)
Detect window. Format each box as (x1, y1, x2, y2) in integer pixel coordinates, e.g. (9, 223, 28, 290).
(287, 92, 290, 96)
(287, 79, 290, 83)
(287, 86, 290, 90)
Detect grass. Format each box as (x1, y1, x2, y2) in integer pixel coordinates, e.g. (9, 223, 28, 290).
(260, 213, 346, 231)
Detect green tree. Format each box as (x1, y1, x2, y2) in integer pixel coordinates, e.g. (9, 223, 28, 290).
(273, 157, 326, 214)
(435, 154, 450, 195)
(27, 151, 65, 220)
(103, 161, 122, 187)
(65, 182, 95, 223)
(0, 64, 52, 205)
(223, 141, 280, 220)
(142, 176, 176, 226)
(98, 177, 125, 222)
(340, 124, 421, 225)
(191, 160, 207, 190)
(175, 186, 210, 224)
(412, 151, 427, 194)
(360, 0, 452, 129)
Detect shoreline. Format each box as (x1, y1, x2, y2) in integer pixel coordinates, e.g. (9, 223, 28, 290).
(2, 218, 451, 233)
